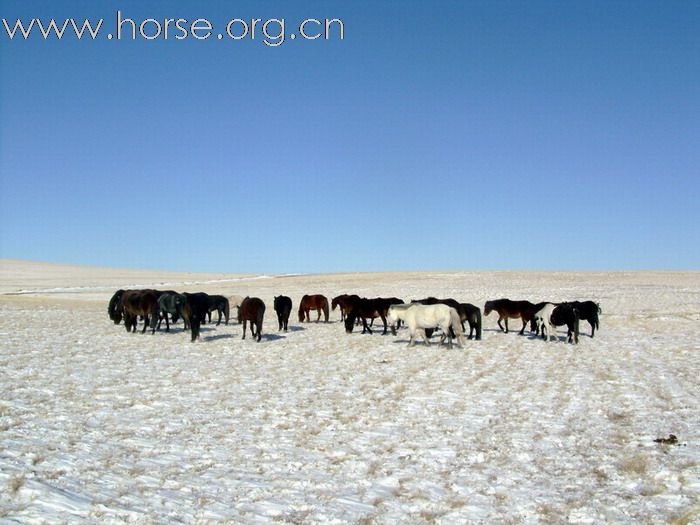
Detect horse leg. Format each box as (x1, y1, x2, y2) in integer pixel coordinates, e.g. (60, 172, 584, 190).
(164, 313, 170, 332)
(216, 309, 222, 326)
(519, 318, 527, 335)
(242, 320, 247, 340)
(362, 317, 372, 334)
(381, 314, 388, 335)
(421, 329, 431, 346)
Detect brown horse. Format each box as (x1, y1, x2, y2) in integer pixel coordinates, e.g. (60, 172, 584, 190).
(484, 299, 544, 335)
(298, 294, 329, 323)
(239, 296, 265, 342)
(331, 294, 360, 321)
(121, 289, 160, 333)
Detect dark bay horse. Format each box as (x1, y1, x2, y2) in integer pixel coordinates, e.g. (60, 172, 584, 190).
(569, 300, 600, 337)
(207, 295, 230, 325)
(551, 303, 580, 344)
(121, 289, 159, 333)
(274, 295, 292, 331)
(332, 294, 360, 321)
(298, 294, 329, 323)
(239, 296, 265, 342)
(484, 299, 543, 335)
(344, 297, 402, 335)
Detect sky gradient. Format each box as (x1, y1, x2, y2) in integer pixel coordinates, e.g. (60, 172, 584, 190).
(1, 1, 699, 273)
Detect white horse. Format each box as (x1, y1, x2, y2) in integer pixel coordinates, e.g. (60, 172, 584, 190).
(533, 303, 557, 342)
(229, 295, 245, 323)
(388, 303, 466, 349)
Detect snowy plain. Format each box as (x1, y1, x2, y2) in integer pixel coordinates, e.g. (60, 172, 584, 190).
(1, 260, 699, 524)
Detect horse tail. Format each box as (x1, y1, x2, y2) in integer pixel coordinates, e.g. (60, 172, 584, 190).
(449, 307, 463, 336)
(223, 298, 230, 325)
(475, 308, 482, 340)
(323, 299, 329, 322)
(257, 304, 265, 341)
(573, 308, 580, 344)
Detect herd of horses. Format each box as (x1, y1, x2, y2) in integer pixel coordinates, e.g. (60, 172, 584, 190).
(108, 288, 600, 347)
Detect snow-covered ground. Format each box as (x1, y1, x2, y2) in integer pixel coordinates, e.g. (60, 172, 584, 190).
(1, 260, 699, 524)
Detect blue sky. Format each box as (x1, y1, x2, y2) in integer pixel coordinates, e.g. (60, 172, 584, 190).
(1, 1, 698, 273)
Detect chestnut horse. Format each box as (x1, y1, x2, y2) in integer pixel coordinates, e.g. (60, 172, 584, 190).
(298, 294, 329, 323)
(484, 299, 544, 335)
(239, 296, 265, 342)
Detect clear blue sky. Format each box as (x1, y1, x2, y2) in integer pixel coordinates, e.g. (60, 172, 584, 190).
(1, 1, 698, 273)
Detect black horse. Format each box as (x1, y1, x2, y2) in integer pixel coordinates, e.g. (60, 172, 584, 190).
(108, 289, 126, 324)
(151, 292, 186, 333)
(551, 303, 580, 344)
(274, 295, 292, 331)
(207, 295, 230, 325)
(181, 292, 211, 342)
(239, 296, 265, 342)
(460, 303, 482, 340)
(569, 300, 600, 337)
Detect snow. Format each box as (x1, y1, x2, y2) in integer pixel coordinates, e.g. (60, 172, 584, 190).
(1, 261, 699, 524)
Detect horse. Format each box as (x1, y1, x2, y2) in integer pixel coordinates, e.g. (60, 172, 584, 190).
(484, 299, 542, 335)
(274, 295, 292, 331)
(388, 303, 466, 349)
(412, 298, 481, 340)
(343, 297, 404, 335)
(239, 296, 265, 342)
(150, 292, 187, 333)
(108, 289, 126, 324)
(228, 295, 245, 323)
(569, 300, 600, 337)
(121, 289, 159, 333)
(207, 295, 230, 325)
(181, 292, 211, 342)
(460, 303, 482, 340)
(298, 294, 329, 323)
(551, 303, 580, 344)
(533, 303, 557, 342)
(331, 294, 360, 321)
